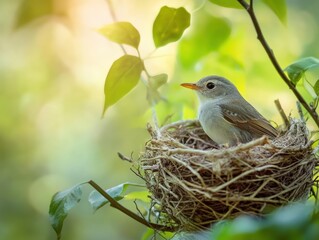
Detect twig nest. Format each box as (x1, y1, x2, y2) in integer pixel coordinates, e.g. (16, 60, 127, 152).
(139, 119, 318, 231)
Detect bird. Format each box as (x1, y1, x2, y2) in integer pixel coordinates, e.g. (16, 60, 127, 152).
(181, 75, 278, 146)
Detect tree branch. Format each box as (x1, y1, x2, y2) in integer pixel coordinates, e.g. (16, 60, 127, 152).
(88, 180, 178, 232)
(237, 0, 319, 128)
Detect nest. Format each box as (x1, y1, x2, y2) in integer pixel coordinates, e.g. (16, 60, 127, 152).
(139, 119, 319, 231)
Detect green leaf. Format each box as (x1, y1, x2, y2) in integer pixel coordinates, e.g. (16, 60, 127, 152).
(208, 0, 242, 9)
(284, 57, 319, 85)
(146, 74, 168, 104)
(103, 55, 144, 115)
(142, 229, 174, 240)
(211, 203, 318, 240)
(314, 80, 319, 96)
(98, 22, 140, 49)
(267, 203, 313, 229)
(209, 0, 286, 22)
(262, 0, 287, 24)
(124, 190, 150, 202)
(141, 228, 156, 240)
(49, 184, 83, 240)
(88, 182, 144, 211)
(230, 216, 262, 234)
(15, 0, 54, 28)
(178, 13, 231, 67)
(149, 74, 168, 90)
(153, 6, 191, 48)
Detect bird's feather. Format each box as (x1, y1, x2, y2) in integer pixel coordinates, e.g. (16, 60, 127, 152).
(220, 102, 278, 138)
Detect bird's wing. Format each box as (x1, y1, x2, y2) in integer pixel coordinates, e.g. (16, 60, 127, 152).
(220, 102, 278, 138)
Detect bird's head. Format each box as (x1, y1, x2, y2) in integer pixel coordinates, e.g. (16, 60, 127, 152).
(181, 75, 240, 103)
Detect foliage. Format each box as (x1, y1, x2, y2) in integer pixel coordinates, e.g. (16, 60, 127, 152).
(285, 57, 319, 86)
(209, 203, 319, 240)
(170, 203, 319, 240)
(285, 57, 319, 113)
(88, 182, 145, 211)
(207, 0, 286, 22)
(178, 13, 231, 67)
(152, 6, 190, 48)
(261, 0, 287, 23)
(14, 0, 54, 28)
(49, 181, 147, 239)
(99, 5, 190, 116)
(98, 22, 140, 49)
(49, 184, 84, 240)
(208, 0, 242, 9)
(98, 0, 319, 126)
(102, 55, 144, 115)
(98, 0, 291, 118)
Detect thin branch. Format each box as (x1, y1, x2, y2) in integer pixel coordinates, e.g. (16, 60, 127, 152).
(105, 0, 127, 54)
(88, 180, 178, 232)
(296, 101, 305, 122)
(237, 0, 319, 128)
(274, 99, 290, 128)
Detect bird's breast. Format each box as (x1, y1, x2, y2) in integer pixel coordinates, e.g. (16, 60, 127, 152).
(198, 102, 222, 123)
(198, 101, 243, 145)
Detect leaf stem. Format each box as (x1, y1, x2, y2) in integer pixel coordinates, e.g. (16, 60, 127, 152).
(105, 0, 127, 54)
(237, 0, 319, 128)
(137, 49, 151, 79)
(88, 180, 178, 232)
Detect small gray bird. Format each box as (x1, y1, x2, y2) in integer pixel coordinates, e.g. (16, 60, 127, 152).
(181, 75, 277, 146)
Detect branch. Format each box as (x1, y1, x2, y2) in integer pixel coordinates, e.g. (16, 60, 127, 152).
(105, 0, 127, 54)
(88, 180, 178, 232)
(274, 99, 290, 128)
(237, 0, 319, 128)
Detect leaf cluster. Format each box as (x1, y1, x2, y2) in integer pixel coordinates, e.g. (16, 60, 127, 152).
(49, 181, 148, 239)
(99, 6, 190, 116)
(284, 57, 319, 115)
(209, 203, 319, 240)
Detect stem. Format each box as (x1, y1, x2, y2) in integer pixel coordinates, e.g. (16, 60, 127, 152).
(237, 0, 319, 128)
(296, 101, 305, 122)
(88, 180, 178, 232)
(274, 99, 290, 128)
(105, 0, 127, 54)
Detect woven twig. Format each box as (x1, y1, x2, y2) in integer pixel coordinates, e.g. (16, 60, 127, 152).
(138, 119, 319, 231)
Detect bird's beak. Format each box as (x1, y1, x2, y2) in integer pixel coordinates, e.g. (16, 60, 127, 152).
(180, 83, 200, 90)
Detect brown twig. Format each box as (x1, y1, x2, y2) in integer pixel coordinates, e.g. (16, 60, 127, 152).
(296, 101, 305, 122)
(237, 0, 319, 128)
(88, 180, 178, 232)
(274, 99, 290, 128)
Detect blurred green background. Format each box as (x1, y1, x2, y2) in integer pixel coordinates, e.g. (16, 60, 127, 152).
(1, 0, 318, 239)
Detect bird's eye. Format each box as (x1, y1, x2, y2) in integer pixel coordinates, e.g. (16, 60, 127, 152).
(206, 82, 215, 89)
